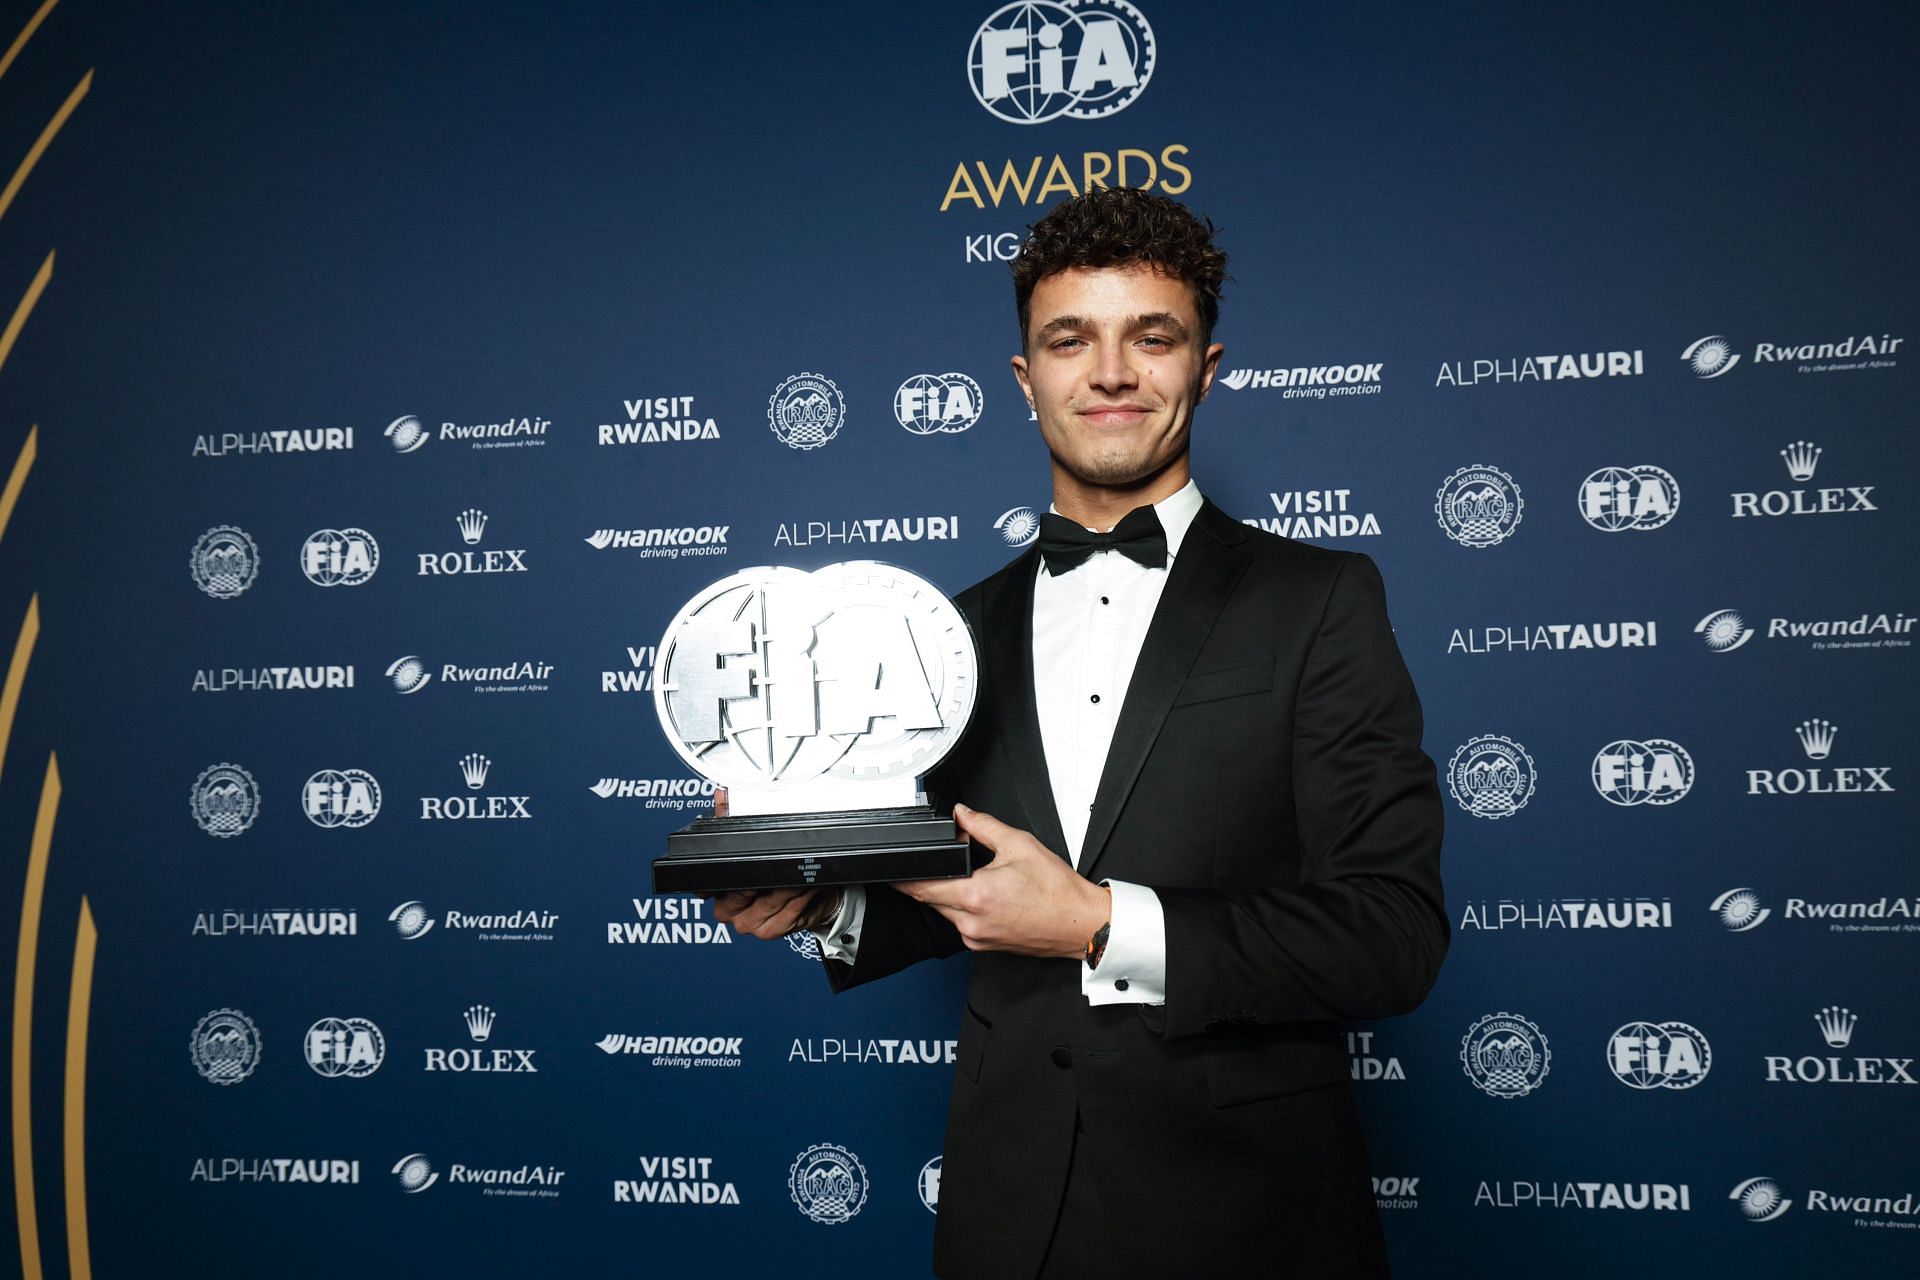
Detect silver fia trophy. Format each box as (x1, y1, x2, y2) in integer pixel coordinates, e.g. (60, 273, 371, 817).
(650, 562, 980, 892)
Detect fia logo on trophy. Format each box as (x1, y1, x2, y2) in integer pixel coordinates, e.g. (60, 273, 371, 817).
(650, 562, 979, 893)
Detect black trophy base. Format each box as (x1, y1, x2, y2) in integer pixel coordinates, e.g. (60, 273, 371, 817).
(651, 805, 976, 894)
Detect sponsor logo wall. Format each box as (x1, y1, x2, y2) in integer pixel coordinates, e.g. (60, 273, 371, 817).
(14, 1, 1914, 1273)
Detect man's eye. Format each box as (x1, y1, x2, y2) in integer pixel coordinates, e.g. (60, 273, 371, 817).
(1138, 336, 1172, 350)
(1051, 337, 1086, 351)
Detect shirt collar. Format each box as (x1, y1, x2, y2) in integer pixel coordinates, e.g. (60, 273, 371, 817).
(1047, 478, 1204, 562)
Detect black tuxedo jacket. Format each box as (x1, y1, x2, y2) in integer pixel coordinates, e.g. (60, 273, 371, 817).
(827, 500, 1447, 1278)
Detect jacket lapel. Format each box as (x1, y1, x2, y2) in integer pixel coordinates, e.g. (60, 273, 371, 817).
(982, 547, 1070, 860)
(1077, 501, 1251, 882)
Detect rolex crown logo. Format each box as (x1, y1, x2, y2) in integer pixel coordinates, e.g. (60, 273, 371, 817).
(1815, 1005, 1856, 1048)
(1780, 441, 1822, 482)
(1795, 718, 1837, 760)
(459, 753, 492, 789)
(464, 1004, 496, 1042)
(457, 508, 489, 544)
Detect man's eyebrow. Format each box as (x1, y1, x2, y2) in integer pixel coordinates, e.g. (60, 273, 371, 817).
(1035, 315, 1089, 339)
(1131, 311, 1190, 339)
(1034, 312, 1191, 339)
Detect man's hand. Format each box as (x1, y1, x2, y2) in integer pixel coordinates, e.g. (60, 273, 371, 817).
(895, 803, 1110, 958)
(710, 886, 838, 941)
(702, 787, 840, 941)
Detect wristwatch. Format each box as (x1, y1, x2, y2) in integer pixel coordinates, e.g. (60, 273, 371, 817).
(1084, 921, 1111, 970)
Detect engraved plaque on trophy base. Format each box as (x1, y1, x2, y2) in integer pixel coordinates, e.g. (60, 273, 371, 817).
(651, 805, 977, 894)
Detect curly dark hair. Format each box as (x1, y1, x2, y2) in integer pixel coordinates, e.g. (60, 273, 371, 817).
(1012, 187, 1228, 347)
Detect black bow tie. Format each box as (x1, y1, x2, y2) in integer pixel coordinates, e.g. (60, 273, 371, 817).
(1037, 505, 1168, 575)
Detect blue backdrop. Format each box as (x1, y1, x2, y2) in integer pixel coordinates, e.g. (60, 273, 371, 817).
(0, 1, 1913, 1274)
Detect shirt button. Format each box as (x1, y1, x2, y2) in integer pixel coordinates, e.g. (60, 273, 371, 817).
(1114, 979, 1130, 992)
(1089, 694, 1101, 704)
(840, 934, 855, 945)
(1100, 596, 1110, 605)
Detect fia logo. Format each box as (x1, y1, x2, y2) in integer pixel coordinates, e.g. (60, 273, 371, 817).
(303, 769, 381, 829)
(1607, 1021, 1711, 1089)
(789, 1143, 869, 1224)
(1591, 739, 1694, 806)
(968, 2, 1156, 124)
(191, 526, 260, 599)
(300, 528, 379, 586)
(1578, 466, 1679, 532)
(655, 565, 975, 797)
(918, 1156, 942, 1214)
(305, 1016, 385, 1078)
(895, 373, 983, 435)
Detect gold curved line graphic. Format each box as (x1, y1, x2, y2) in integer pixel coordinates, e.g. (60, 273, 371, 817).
(0, 251, 54, 377)
(0, 0, 60, 85)
(0, 426, 37, 548)
(0, 596, 40, 779)
(11, 754, 59, 1280)
(0, 70, 92, 230)
(64, 896, 93, 1280)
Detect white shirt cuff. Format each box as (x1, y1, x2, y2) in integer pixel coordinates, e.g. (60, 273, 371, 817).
(1082, 879, 1166, 1005)
(811, 886, 867, 963)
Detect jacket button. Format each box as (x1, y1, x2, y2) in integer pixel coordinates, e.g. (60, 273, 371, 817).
(1050, 1047, 1072, 1070)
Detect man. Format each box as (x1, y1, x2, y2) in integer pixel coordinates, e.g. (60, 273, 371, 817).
(716, 188, 1446, 1277)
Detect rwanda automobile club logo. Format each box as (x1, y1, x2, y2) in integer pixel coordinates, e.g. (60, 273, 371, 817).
(1461, 1012, 1550, 1099)
(768, 374, 845, 450)
(1447, 735, 1536, 819)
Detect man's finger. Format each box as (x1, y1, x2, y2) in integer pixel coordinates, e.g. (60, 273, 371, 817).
(894, 875, 970, 907)
(951, 802, 1018, 851)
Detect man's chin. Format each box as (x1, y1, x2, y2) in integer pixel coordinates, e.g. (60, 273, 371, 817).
(1055, 448, 1183, 491)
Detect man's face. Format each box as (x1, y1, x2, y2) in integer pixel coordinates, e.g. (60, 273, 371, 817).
(1012, 263, 1223, 498)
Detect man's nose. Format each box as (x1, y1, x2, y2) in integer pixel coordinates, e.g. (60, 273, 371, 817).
(1088, 342, 1138, 393)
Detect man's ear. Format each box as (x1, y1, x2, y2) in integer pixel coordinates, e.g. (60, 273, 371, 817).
(1010, 353, 1034, 412)
(1197, 342, 1224, 401)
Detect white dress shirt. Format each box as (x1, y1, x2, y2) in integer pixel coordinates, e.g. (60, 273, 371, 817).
(814, 482, 1202, 1008)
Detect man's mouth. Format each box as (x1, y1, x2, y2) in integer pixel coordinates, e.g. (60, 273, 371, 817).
(1076, 403, 1155, 425)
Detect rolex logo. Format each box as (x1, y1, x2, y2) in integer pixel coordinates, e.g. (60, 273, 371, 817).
(459, 753, 491, 790)
(464, 1005, 496, 1043)
(1815, 1005, 1856, 1048)
(1780, 441, 1821, 482)
(1795, 719, 1836, 760)
(457, 508, 489, 544)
